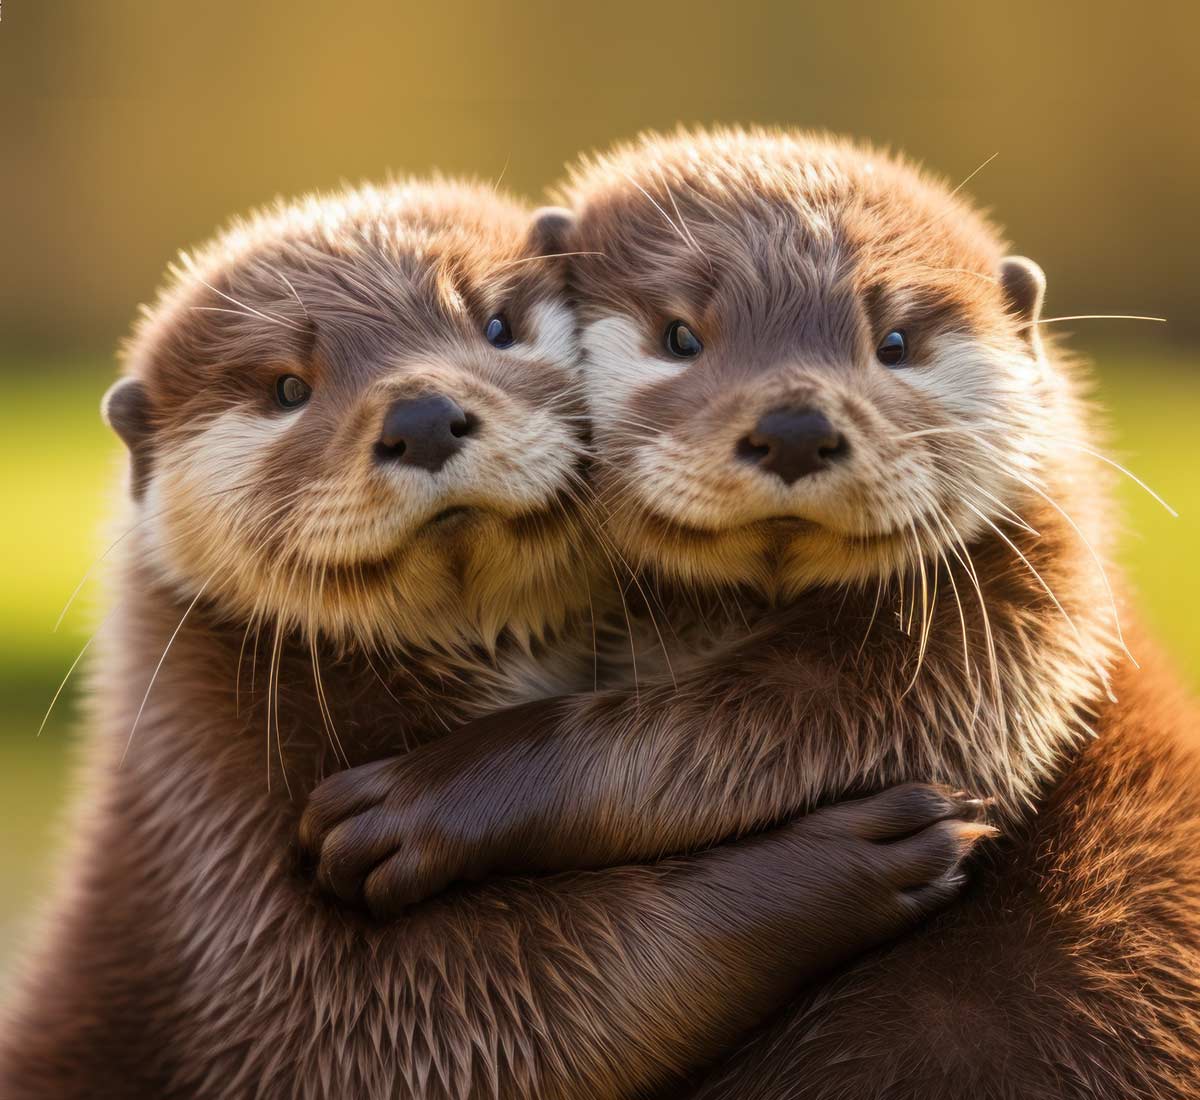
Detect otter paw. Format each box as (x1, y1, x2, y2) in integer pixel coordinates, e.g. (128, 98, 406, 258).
(808, 782, 997, 912)
(299, 757, 470, 918)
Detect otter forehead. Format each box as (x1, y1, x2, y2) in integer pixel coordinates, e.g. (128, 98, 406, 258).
(563, 130, 1010, 356)
(132, 183, 573, 420)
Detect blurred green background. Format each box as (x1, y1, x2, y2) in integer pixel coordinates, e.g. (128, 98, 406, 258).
(2, 1, 1197, 971)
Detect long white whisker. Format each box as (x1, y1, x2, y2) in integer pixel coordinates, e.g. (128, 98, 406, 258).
(1024, 314, 1166, 329)
(1055, 440, 1178, 517)
(961, 499, 1084, 648)
(121, 578, 211, 764)
(947, 151, 999, 199)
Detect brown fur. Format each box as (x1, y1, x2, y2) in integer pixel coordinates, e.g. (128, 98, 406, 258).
(0, 177, 983, 1099)
(305, 131, 1200, 1097)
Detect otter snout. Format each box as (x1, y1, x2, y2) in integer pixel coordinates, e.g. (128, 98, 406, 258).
(375, 394, 476, 472)
(736, 407, 848, 485)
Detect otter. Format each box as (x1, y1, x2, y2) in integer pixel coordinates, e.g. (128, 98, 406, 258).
(0, 177, 984, 1100)
(301, 132, 1200, 1098)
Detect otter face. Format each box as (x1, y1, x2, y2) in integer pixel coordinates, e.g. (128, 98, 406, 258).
(563, 131, 1056, 595)
(106, 183, 587, 650)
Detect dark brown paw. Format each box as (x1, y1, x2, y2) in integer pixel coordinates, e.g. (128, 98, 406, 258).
(299, 757, 469, 919)
(801, 783, 997, 915)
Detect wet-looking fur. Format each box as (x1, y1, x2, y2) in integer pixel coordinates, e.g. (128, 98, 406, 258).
(303, 131, 1200, 1098)
(0, 177, 984, 1100)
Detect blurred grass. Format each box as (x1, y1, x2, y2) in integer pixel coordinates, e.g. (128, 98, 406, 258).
(2, 351, 1198, 970)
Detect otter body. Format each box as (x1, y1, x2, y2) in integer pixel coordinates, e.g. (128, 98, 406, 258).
(0, 178, 982, 1099)
(307, 132, 1200, 1097)
(690, 644, 1200, 1099)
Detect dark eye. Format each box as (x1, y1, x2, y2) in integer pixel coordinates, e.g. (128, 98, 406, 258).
(665, 320, 703, 358)
(876, 330, 908, 367)
(275, 374, 311, 409)
(485, 314, 514, 348)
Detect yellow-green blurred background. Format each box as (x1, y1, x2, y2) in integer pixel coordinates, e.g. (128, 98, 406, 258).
(2, 1, 1197, 971)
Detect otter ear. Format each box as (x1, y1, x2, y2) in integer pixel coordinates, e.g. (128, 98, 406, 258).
(102, 377, 154, 498)
(527, 206, 576, 257)
(999, 256, 1046, 354)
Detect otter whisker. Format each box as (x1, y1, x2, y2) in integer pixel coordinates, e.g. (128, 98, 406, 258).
(660, 175, 712, 272)
(893, 424, 1008, 443)
(496, 251, 607, 270)
(191, 305, 305, 331)
(584, 570, 599, 694)
(907, 417, 1171, 518)
(271, 267, 310, 319)
(938, 543, 973, 679)
(52, 476, 290, 631)
(972, 485, 1041, 537)
(1022, 314, 1166, 329)
(618, 170, 699, 259)
(37, 606, 120, 737)
(901, 519, 938, 695)
(188, 270, 306, 331)
(121, 576, 212, 765)
(855, 574, 886, 658)
(942, 519, 1004, 731)
(266, 619, 288, 795)
(1006, 469, 1137, 669)
(935, 428, 1144, 668)
(962, 499, 1086, 652)
(572, 469, 684, 666)
(490, 153, 510, 193)
(909, 263, 999, 287)
(947, 150, 1000, 200)
(569, 485, 656, 693)
(309, 569, 349, 769)
(1052, 439, 1177, 517)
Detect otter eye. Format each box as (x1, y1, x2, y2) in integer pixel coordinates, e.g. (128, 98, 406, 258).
(485, 314, 514, 348)
(275, 375, 311, 409)
(665, 320, 703, 358)
(876, 330, 908, 368)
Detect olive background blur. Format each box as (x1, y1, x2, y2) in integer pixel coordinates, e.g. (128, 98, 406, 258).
(1, 1, 1197, 969)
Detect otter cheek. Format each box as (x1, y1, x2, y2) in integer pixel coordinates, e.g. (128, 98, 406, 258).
(148, 412, 294, 580)
(580, 315, 687, 441)
(502, 300, 579, 369)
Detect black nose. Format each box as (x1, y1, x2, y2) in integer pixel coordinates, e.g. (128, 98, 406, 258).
(737, 407, 848, 485)
(375, 394, 474, 472)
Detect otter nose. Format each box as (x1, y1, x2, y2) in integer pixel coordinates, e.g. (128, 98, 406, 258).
(737, 407, 847, 485)
(375, 394, 474, 472)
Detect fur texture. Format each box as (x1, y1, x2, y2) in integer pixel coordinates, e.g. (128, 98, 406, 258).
(304, 130, 1200, 1097)
(0, 177, 982, 1100)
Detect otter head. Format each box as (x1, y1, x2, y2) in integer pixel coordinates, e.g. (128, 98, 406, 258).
(561, 130, 1065, 596)
(105, 183, 587, 651)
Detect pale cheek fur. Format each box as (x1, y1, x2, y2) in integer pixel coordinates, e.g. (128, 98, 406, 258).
(503, 300, 579, 371)
(581, 315, 688, 437)
(147, 375, 580, 587)
(143, 409, 295, 592)
(605, 334, 1050, 584)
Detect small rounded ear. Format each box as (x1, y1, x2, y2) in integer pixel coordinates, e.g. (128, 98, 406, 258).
(527, 205, 577, 257)
(999, 256, 1046, 353)
(102, 377, 154, 498)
